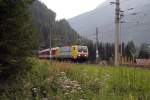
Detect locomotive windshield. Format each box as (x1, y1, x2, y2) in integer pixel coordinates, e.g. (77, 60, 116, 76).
(78, 46, 88, 52)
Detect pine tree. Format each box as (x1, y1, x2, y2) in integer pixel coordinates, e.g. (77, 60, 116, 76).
(139, 43, 150, 59)
(125, 41, 136, 61)
(0, 0, 36, 80)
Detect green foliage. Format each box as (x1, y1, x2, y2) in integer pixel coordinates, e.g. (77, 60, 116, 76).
(30, 1, 79, 49)
(0, 0, 37, 80)
(0, 58, 50, 100)
(87, 41, 96, 62)
(54, 19, 78, 47)
(30, 0, 56, 49)
(139, 43, 150, 59)
(68, 65, 150, 100)
(86, 42, 114, 62)
(0, 59, 150, 99)
(125, 41, 136, 60)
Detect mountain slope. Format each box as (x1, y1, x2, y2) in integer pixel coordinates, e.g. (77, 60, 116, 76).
(30, 0, 79, 49)
(69, 0, 150, 45)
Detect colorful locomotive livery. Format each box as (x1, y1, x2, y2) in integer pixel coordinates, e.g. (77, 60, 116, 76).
(38, 45, 88, 61)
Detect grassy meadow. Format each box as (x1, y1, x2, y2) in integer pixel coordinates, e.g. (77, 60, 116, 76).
(1, 58, 150, 100)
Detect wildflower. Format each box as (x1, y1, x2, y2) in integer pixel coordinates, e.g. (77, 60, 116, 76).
(70, 89, 77, 93)
(77, 87, 82, 90)
(64, 93, 69, 95)
(51, 72, 83, 97)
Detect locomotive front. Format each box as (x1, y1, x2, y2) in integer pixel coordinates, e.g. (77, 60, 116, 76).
(77, 46, 88, 60)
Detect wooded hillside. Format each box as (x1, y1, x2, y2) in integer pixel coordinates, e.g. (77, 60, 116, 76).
(30, 0, 79, 49)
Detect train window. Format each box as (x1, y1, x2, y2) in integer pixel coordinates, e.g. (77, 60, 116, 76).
(73, 47, 76, 50)
(78, 46, 87, 52)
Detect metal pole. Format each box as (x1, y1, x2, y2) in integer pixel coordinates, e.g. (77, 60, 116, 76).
(120, 22, 122, 64)
(120, 13, 124, 65)
(96, 27, 99, 63)
(114, 0, 120, 66)
(50, 22, 52, 65)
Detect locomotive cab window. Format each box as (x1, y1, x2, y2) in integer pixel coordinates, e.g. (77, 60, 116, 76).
(78, 46, 88, 52)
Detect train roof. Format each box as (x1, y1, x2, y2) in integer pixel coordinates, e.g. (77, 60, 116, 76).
(72, 45, 87, 47)
(39, 45, 88, 53)
(39, 48, 50, 53)
(51, 47, 59, 50)
(39, 47, 60, 52)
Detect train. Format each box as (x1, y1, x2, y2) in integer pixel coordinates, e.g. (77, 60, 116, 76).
(38, 45, 89, 62)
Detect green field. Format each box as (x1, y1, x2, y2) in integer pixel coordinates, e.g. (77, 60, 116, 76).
(1, 58, 150, 100)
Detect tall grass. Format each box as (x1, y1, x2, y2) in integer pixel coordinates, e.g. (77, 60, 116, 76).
(0, 58, 150, 100)
(0, 58, 74, 99)
(68, 65, 150, 100)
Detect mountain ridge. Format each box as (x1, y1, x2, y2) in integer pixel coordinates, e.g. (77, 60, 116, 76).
(68, 0, 150, 45)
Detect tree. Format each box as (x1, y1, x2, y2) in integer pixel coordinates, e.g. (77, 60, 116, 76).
(55, 19, 78, 46)
(30, 0, 56, 49)
(88, 41, 96, 62)
(139, 43, 150, 59)
(0, 0, 36, 80)
(30, 1, 79, 49)
(125, 41, 136, 61)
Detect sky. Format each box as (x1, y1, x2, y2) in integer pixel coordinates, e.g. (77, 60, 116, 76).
(39, 0, 107, 19)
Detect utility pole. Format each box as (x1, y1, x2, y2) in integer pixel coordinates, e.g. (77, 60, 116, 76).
(96, 27, 99, 63)
(114, 0, 120, 66)
(120, 11, 124, 64)
(49, 22, 53, 65)
(111, 1, 137, 66)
